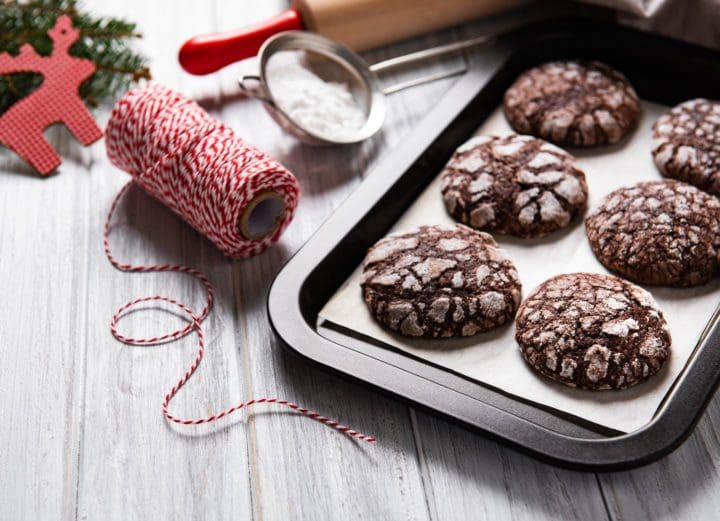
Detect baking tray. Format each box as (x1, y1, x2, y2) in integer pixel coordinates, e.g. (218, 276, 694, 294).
(267, 18, 720, 471)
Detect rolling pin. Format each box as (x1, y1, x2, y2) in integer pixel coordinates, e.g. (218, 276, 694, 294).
(179, 0, 527, 75)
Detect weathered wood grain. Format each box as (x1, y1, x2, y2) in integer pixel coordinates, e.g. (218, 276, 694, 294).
(0, 126, 91, 521)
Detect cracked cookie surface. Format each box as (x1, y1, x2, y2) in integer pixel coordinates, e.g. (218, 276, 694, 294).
(652, 98, 720, 196)
(361, 224, 521, 338)
(503, 60, 640, 147)
(515, 273, 671, 390)
(586, 180, 720, 287)
(441, 134, 588, 237)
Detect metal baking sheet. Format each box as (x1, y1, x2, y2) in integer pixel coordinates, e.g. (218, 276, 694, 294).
(268, 18, 720, 470)
(318, 101, 720, 434)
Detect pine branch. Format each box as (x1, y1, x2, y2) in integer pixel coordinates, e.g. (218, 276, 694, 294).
(0, 0, 151, 114)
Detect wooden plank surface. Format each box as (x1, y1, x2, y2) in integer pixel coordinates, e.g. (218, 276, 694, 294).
(0, 127, 91, 521)
(0, 1, 719, 520)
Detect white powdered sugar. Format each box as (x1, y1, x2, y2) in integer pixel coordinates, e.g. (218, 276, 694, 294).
(266, 61, 366, 141)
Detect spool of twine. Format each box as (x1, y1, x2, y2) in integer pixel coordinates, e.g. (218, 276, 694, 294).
(105, 83, 300, 258)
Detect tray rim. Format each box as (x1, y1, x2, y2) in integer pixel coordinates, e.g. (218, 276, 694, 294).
(268, 17, 720, 471)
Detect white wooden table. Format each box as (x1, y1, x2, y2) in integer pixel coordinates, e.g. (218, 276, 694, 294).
(2, 1, 720, 519)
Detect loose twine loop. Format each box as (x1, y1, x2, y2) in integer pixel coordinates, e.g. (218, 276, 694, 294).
(103, 84, 375, 442)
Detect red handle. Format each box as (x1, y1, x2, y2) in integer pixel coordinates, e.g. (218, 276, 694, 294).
(178, 9, 304, 75)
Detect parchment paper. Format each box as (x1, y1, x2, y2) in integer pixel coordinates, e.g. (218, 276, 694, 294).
(318, 101, 720, 433)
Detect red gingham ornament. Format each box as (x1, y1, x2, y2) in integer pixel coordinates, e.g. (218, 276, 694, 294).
(0, 15, 103, 174)
(103, 85, 375, 442)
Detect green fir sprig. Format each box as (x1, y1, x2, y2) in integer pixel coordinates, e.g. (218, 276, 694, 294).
(0, 0, 151, 114)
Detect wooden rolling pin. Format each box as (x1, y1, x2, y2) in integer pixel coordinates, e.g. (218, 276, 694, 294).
(179, 0, 527, 75)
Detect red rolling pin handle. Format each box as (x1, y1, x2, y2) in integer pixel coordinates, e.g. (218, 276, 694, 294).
(178, 9, 304, 75)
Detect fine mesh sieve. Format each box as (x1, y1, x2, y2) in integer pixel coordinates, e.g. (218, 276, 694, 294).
(238, 31, 491, 145)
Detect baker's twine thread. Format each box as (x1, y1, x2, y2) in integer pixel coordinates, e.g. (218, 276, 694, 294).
(104, 182, 376, 442)
(104, 83, 301, 259)
(102, 83, 374, 443)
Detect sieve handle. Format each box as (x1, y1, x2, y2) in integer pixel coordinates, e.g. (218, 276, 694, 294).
(238, 75, 274, 104)
(179, 9, 304, 75)
(381, 66, 468, 95)
(369, 34, 492, 74)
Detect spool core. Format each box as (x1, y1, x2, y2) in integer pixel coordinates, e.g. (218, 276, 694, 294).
(239, 190, 286, 240)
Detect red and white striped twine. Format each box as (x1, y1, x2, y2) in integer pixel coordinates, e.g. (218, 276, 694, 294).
(106, 83, 301, 259)
(103, 84, 376, 443)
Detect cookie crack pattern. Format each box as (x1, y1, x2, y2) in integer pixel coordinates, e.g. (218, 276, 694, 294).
(362, 224, 522, 338)
(516, 273, 670, 390)
(503, 60, 640, 147)
(653, 98, 720, 195)
(586, 180, 720, 286)
(441, 135, 587, 238)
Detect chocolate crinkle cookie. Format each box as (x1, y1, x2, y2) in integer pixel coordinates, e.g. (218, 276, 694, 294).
(516, 273, 671, 390)
(440, 134, 588, 238)
(503, 60, 640, 147)
(652, 98, 720, 196)
(361, 224, 522, 338)
(586, 180, 720, 287)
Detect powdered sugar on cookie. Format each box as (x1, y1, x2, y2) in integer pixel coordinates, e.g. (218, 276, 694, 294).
(586, 180, 720, 287)
(503, 61, 640, 146)
(652, 99, 720, 195)
(362, 224, 522, 338)
(441, 134, 588, 238)
(515, 273, 671, 390)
